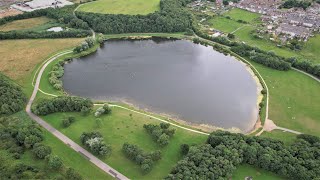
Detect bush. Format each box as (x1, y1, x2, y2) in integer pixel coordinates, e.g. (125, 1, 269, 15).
(80, 132, 112, 156)
(122, 143, 161, 173)
(62, 116, 76, 128)
(66, 168, 83, 180)
(94, 104, 111, 117)
(180, 144, 190, 155)
(46, 155, 63, 170)
(32, 143, 52, 159)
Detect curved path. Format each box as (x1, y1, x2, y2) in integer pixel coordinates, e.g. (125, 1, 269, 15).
(26, 52, 129, 180)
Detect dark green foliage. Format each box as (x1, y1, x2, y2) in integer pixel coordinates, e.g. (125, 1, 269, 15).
(94, 104, 112, 117)
(280, 0, 312, 10)
(49, 61, 65, 90)
(227, 33, 235, 39)
(32, 96, 93, 115)
(32, 143, 52, 159)
(46, 155, 63, 170)
(66, 168, 83, 180)
(74, 37, 96, 53)
(180, 144, 190, 155)
(76, 0, 194, 34)
(62, 116, 76, 128)
(80, 132, 112, 156)
(0, 74, 26, 115)
(143, 123, 175, 146)
(167, 131, 320, 180)
(122, 143, 161, 173)
(0, 29, 92, 40)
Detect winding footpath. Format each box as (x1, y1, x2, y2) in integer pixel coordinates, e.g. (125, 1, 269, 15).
(26, 52, 129, 180)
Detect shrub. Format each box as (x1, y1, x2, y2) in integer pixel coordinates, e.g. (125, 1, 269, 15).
(143, 123, 175, 146)
(180, 144, 190, 155)
(62, 116, 76, 128)
(94, 104, 111, 117)
(46, 155, 63, 170)
(32, 143, 51, 159)
(66, 168, 83, 180)
(80, 132, 111, 156)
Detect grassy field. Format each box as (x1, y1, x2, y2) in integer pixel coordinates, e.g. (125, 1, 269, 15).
(208, 16, 244, 33)
(78, 0, 160, 15)
(260, 130, 297, 145)
(0, 17, 51, 32)
(252, 62, 320, 136)
(223, 8, 260, 22)
(0, 39, 83, 89)
(41, 106, 207, 179)
(10, 111, 113, 179)
(232, 164, 283, 180)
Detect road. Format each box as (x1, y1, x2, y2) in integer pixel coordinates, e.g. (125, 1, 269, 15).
(26, 52, 129, 180)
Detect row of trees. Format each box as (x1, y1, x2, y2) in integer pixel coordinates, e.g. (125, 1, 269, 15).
(49, 60, 65, 90)
(0, 116, 83, 179)
(166, 131, 320, 179)
(0, 74, 26, 115)
(32, 96, 93, 115)
(0, 5, 89, 30)
(75, 0, 194, 34)
(143, 123, 176, 146)
(80, 132, 112, 156)
(0, 29, 91, 40)
(279, 0, 313, 10)
(122, 143, 162, 173)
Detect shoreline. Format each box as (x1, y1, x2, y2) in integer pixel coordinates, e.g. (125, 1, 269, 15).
(51, 35, 265, 134)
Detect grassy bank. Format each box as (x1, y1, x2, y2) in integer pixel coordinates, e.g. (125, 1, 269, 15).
(78, 0, 160, 15)
(40, 107, 207, 179)
(0, 17, 51, 32)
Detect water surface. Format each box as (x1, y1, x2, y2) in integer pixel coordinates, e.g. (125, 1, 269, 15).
(63, 39, 259, 132)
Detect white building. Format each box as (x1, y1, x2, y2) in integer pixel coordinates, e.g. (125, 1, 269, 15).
(12, 0, 73, 12)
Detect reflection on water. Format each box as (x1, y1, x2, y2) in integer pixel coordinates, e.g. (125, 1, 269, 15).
(62, 39, 258, 132)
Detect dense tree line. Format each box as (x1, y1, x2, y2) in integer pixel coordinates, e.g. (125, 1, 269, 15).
(32, 96, 93, 115)
(0, 116, 82, 179)
(75, 0, 194, 34)
(166, 131, 320, 179)
(143, 123, 176, 146)
(0, 5, 89, 30)
(279, 0, 314, 10)
(49, 60, 65, 90)
(0, 74, 26, 115)
(0, 29, 91, 40)
(122, 143, 162, 173)
(80, 132, 112, 156)
(74, 37, 96, 53)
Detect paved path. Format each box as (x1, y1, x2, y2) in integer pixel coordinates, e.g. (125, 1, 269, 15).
(73, 3, 96, 39)
(256, 119, 302, 136)
(292, 67, 320, 83)
(26, 52, 129, 180)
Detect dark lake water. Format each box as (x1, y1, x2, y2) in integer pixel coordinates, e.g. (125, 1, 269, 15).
(62, 39, 259, 132)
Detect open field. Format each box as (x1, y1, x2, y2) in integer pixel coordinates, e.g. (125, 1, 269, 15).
(77, 0, 160, 15)
(223, 8, 260, 23)
(260, 130, 297, 145)
(233, 164, 283, 180)
(208, 16, 244, 33)
(41, 106, 207, 179)
(10, 111, 113, 179)
(0, 17, 51, 32)
(0, 39, 83, 87)
(251, 62, 320, 136)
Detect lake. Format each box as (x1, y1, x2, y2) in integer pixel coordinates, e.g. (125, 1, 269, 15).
(62, 39, 259, 132)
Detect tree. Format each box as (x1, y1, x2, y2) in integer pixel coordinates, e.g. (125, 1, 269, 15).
(46, 155, 63, 170)
(66, 168, 83, 180)
(180, 144, 189, 155)
(227, 33, 235, 39)
(158, 133, 170, 146)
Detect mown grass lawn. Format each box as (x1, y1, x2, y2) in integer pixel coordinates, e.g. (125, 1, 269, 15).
(41, 106, 207, 179)
(251, 62, 320, 136)
(208, 16, 244, 33)
(224, 8, 260, 23)
(232, 164, 284, 180)
(260, 130, 297, 145)
(10, 111, 113, 179)
(78, 0, 160, 15)
(0, 17, 51, 32)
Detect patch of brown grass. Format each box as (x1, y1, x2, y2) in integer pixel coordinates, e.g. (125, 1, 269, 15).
(0, 38, 83, 85)
(0, 17, 50, 31)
